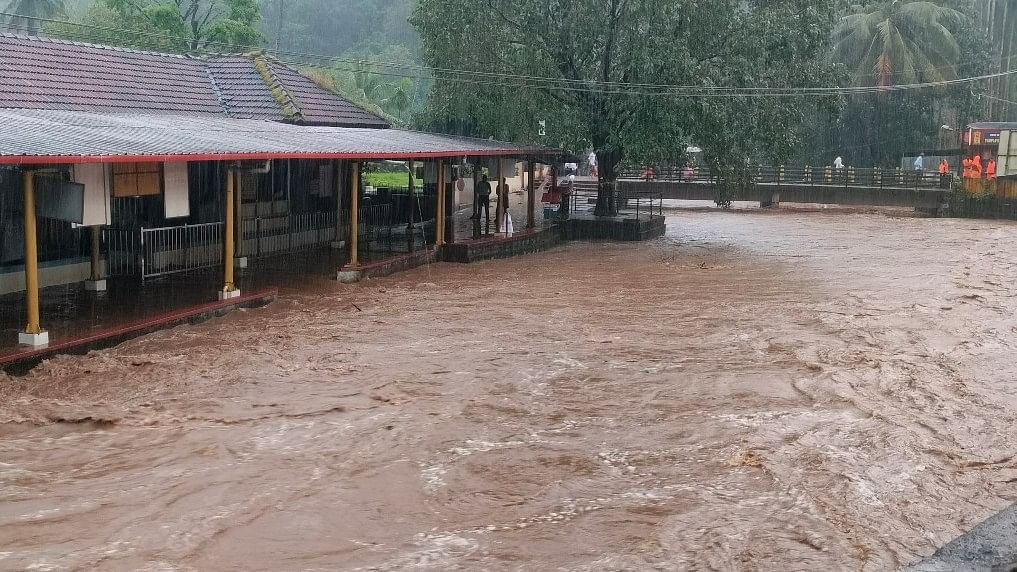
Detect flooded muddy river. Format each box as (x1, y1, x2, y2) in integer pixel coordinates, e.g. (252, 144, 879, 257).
(2, 210, 1017, 571)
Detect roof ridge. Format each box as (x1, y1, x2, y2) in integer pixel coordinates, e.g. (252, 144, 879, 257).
(263, 54, 393, 127)
(0, 32, 201, 61)
(250, 52, 305, 124)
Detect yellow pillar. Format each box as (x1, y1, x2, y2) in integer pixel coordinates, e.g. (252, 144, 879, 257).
(19, 169, 47, 346)
(84, 224, 108, 292)
(495, 159, 504, 232)
(234, 169, 244, 259)
(435, 161, 446, 246)
(333, 160, 344, 248)
(89, 226, 101, 281)
(407, 159, 415, 230)
(349, 161, 360, 266)
(220, 168, 239, 299)
(527, 160, 535, 229)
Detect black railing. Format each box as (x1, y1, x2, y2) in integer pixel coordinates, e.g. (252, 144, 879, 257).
(621, 166, 954, 191)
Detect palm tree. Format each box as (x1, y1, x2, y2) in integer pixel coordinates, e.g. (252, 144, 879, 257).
(832, 0, 965, 88)
(3, 0, 66, 36)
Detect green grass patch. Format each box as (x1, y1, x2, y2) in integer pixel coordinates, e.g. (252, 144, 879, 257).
(364, 171, 415, 189)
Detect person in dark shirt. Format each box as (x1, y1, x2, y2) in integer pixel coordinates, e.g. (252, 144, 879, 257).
(476, 174, 492, 234)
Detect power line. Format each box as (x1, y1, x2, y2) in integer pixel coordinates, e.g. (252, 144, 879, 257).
(2, 12, 1016, 98)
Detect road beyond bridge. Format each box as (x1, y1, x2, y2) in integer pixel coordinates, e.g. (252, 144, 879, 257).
(616, 167, 952, 211)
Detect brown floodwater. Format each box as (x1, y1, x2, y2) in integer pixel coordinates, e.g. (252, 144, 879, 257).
(2, 209, 1017, 571)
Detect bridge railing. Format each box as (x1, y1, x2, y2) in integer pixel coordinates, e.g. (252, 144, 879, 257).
(621, 166, 953, 191)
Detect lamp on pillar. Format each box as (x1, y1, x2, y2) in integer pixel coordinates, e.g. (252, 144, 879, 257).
(19, 169, 48, 347)
(219, 167, 241, 300)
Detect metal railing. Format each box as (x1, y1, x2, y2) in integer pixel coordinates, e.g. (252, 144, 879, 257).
(621, 165, 954, 191)
(560, 187, 663, 220)
(104, 205, 392, 280)
(243, 211, 337, 258)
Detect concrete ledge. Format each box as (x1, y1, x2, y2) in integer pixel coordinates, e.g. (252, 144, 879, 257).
(441, 228, 562, 263)
(0, 288, 278, 375)
(562, 214, 666, 242)
(338, 249, 438, 283)
(84, 279, 107, 292)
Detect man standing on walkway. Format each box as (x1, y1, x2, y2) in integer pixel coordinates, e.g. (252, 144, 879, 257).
(914, 153, 924, 172)
(476, 174, 492, 234)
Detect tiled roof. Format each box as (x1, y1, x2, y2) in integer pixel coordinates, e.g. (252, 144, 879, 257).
(0, 34, 389, 128)
(267, 60, 389, 128)
(0, 109, 556, 163)
(205, 55, 286, 121)
(0, 34, 222, 115)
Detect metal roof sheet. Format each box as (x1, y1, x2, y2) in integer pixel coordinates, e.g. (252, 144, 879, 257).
(0, 109, 556, 164)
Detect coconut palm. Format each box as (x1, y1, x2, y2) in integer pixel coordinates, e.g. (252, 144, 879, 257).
(3, 0, 66, 36)
(832, 0, 965, 88)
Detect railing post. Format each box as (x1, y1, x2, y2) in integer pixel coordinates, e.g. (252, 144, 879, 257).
(139, 226, 146, 282)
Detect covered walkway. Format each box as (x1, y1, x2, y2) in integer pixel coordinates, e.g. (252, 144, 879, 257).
(0, 108, 562, 351)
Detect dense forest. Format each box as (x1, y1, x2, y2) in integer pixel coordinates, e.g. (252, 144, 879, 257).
(1, 0, 1014, 173)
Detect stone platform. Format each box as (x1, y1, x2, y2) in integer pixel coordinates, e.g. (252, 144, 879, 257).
(441, 227, 563, 264)
(561, 213, 667, 241)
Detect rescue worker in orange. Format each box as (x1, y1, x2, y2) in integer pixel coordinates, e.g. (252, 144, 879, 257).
(962, 157, 973, 179)
(972, 155, 983, 179)
(938, 159, 949, 175)
(987, 157, 997, 180)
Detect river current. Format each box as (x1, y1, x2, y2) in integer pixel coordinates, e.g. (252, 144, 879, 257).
(1, 209, 1016, 571)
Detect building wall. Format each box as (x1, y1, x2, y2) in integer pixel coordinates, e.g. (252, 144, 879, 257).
(0, 259, 95, 296)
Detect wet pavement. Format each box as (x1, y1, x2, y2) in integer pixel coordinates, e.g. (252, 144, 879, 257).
(2, 209, 1017, 570)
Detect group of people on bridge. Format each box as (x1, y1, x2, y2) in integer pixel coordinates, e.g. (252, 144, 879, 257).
(960, 155, 997, 180)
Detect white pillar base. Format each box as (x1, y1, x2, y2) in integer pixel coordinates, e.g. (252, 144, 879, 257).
(84, 279, 107, 292)
(18, 331, 49, 347)
(330, 240, 346, 249)
(234, 257, 248, 269)
(218, 289, 242, 301)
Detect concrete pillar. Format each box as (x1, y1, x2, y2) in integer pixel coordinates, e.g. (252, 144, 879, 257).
(85, 225, 107, 292)
(349, 161, 360, 267)
(527, 160, 536, 229)
(219, 169, 240, 300)
(19, 169, 48, 346)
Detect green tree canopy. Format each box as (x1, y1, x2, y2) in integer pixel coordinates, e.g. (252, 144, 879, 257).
(411, 0, 839, 188)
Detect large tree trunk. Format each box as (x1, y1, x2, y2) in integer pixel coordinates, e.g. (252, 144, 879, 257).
(593, 140, 621, 217)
